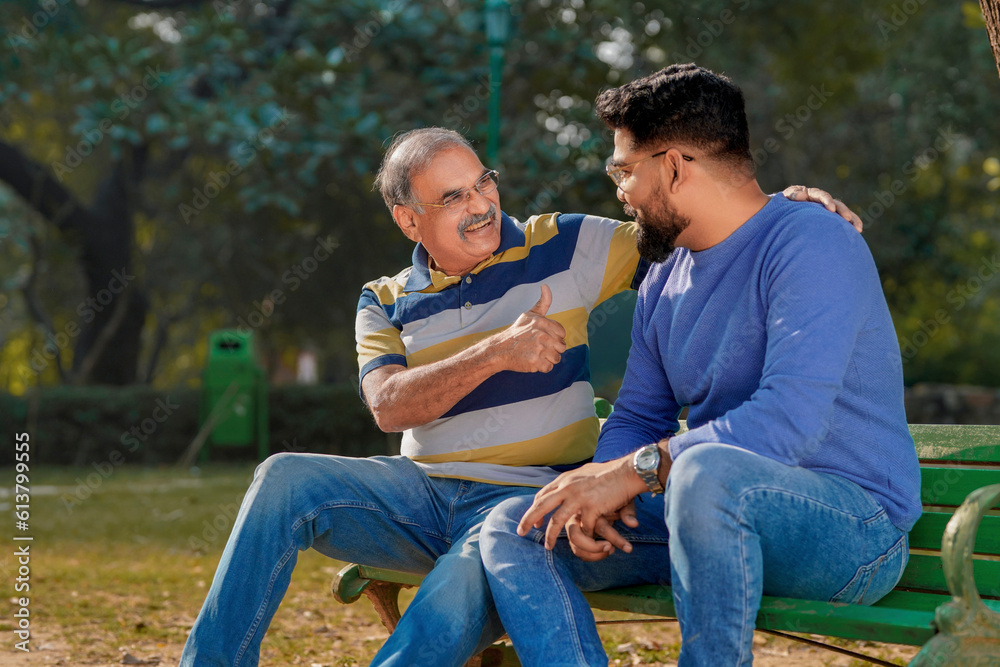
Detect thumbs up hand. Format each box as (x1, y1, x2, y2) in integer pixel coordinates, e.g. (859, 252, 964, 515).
(529, 283, 553, 317)
(494, 284, 568, 373)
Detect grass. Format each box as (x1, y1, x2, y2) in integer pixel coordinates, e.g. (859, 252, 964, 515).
(0, 464, 391, 666)
(0, 465, 921, 666)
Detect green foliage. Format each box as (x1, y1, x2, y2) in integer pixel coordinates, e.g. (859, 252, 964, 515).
(0, 0, 998, 389)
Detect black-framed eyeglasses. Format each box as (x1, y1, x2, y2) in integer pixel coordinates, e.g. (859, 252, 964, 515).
(412, 170, 500, 211)
(605, 151, 693, 188)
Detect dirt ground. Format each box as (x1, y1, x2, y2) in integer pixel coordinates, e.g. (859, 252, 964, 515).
(0, 622, 921, 666)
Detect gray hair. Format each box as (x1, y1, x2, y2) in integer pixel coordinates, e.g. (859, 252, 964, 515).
(375, 128, 475, 214)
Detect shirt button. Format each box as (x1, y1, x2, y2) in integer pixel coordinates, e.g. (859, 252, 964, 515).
(464, 301, 472, 309)
(465, 276, 472, 284)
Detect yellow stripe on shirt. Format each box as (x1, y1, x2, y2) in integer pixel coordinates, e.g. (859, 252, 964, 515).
(596, 221, 641, 306)
(408, 416, 598, 467)
(357, 327, 406, 372)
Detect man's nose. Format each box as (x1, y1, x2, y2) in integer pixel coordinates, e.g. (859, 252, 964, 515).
(616, 186, 627, 203)
(468, 188, 492, 213)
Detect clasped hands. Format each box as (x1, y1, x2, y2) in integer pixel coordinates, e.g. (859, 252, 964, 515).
(516, 455, 655, 562)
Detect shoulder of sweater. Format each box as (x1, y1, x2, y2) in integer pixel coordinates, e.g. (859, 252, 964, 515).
(769, 199, 859, 236)
(764, 203, 869, 258)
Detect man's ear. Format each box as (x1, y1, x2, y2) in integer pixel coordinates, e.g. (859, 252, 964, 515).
(664, 148, 691, 193)
(392, 204, 422, 243)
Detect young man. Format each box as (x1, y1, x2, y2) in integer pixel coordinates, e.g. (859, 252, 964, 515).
(480, 65, 921, 667)
(180, 125, 858, 666)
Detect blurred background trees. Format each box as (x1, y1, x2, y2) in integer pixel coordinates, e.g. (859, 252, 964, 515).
(1, 0, 998, 393)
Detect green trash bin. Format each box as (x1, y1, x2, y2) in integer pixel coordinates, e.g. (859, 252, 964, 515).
(199, 329, 269, 461)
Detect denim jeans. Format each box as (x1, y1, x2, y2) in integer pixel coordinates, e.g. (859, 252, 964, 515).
(481, 443, 909, 667)
(180, 453, 536, 667)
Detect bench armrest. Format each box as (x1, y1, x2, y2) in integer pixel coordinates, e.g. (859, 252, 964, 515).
(911, 483, 1000, 666)
(939, 483, 1000, 620)
(331, 563, 370, 604)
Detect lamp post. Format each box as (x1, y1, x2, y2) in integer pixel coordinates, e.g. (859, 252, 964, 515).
(484, 0, 511, 165)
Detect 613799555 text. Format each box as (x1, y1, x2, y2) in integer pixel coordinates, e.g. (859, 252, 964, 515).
(13, 431, 32, 653)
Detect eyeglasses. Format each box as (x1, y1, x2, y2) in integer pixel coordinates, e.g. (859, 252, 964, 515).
(605, 151, 693, 188)
(412, 170, 500, 211)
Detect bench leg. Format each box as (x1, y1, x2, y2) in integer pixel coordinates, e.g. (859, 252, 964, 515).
(333, 566, 521, 666)
(468, 644, 521, 666)
(361, 582, 521, 667)
(363, 580, 407, 633)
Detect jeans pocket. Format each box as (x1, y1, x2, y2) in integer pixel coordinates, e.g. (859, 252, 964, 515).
(829, 534, 907, 605)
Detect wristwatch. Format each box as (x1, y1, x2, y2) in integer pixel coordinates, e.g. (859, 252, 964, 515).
(632, 443, 665, 495)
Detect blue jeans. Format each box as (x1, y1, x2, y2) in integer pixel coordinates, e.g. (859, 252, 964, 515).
(180, 453, 536, 667)
(481, 443, 909, 667)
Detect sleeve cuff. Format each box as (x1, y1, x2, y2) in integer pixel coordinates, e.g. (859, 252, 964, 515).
(358, 355, 407, 402)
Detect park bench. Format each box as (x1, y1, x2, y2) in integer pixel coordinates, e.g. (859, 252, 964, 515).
(332, 422, 1000, 666)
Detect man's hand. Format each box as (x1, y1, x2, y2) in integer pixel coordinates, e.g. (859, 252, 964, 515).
(492, 284, 568, 373)
(565, 501, 640, 562)
(783, 185, 863, 233)
(362, 285, 567, 431)
(517, 457, 647, 550)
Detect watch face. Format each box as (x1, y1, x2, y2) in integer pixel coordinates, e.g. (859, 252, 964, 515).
(636, 447, 658, 471)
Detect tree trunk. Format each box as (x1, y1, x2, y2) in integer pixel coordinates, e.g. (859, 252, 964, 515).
(0, 140, 148, 385)
(982, 0, 1000, 79)
(70, 147, 149, 385)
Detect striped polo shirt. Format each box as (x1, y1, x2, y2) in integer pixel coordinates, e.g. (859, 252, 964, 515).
(356, 211, 644, 486)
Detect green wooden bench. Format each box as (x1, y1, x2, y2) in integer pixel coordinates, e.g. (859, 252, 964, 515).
(332, 424, 1000, 666)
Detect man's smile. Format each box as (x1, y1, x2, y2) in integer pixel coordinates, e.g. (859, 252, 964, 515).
(464, 217, 493, 233)
(458, 203, 498, 241)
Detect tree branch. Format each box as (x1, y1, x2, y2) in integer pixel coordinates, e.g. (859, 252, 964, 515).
(21, 235, 68, 382)
(980, 0, 1000, 80)
(139, 301, 190, 384)
(69, 289, 131, 385)
(0, 140, 87, 233)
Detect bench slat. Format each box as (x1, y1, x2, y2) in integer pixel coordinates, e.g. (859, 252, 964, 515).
(356, 565, 426, 587)
(908, 512, 1000, 555)
(910, 424, 1000, 461)
(897, 553, 1000, 598)
(755, 594, 936, 645)
(920, 467, 1000, 505)
(585, 585, 961, 646)
(586, 585, 1000, 646)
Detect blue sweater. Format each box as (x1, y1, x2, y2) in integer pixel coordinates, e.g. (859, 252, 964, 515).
(596, 195, 922, 531)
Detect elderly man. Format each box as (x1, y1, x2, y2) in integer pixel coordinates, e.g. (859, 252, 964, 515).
(180, 125, 856, 667)
(480, 65, 921, 667)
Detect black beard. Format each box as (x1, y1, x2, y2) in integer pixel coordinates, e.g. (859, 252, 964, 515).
(625, 202, 690, 263)
(636, 221, 681, 263)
